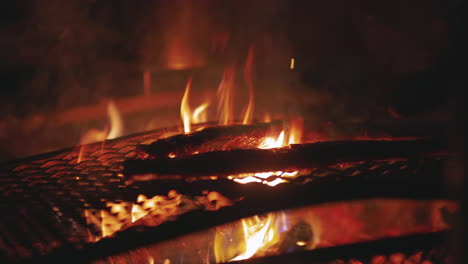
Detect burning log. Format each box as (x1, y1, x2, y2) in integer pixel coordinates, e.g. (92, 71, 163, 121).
(136, 121, 283, 158)
(124, 139, 446, 179)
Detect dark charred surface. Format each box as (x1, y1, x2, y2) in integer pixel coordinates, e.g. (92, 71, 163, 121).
(125, 139, 447, 178)
(137, 121, 283, 158)
(0, 123, 452, 263)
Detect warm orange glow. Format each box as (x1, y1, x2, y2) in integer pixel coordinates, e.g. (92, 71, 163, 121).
(79, 100, 123, 144)
(230, 214, 279, 261)
(143, 71, 151, 96)
(84, 192, 185, 240)
(258, 131, 285, 149)
(288, 117, 303, 145)
(192, 102, 209, 124)
(217, 68, 235, 125)
(165, 35, 204, 70)
(242, 46, 255, 125)
(78, 100, 123, 162)
(290, 58, 295, 70)
(180, 78, 211, 132)
(232, 120, 303, 186)
(106, 100, 123, 140)
(296, 241, 307, 246)
(180, 78, 192, 133)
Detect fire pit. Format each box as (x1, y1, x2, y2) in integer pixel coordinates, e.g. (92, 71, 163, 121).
(0, 116, 457, 263)
(1, 1, 463, 263)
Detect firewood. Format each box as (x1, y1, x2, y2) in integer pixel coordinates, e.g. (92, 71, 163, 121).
(124, 139, 446, 179)
(136, 121, 283, 158)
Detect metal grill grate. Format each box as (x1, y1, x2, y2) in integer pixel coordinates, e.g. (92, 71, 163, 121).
(0, 129, 173, 262)
(0, 127, 450, 263)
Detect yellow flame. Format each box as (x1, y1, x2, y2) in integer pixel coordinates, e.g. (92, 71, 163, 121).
(181, 78, 192, 133)
(78, 100, 123, 163)
(106, 100, 123, 140)
(192, 102, 209, 124)
(288, 117, 303, 145)
(290, 58, 295, 70)
(258, 131, 285, 149)
(230, 214, 279, 261)
(79, 100, 123, 145)
(232, 120, 303, 186)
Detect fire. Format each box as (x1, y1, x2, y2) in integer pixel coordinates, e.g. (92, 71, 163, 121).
(192, 102, 209, 124)
(288, 117, 303, 145)
(106, 100, 123, 140)
(85, 192, 183, 241)
(242, 46, 255, 125)
(230, 214, 279, 261)
(79, 100, 123, 144)
(258, 131, 285, 149)
(178, 48, 260, 129)
(78, 100, 123, 162)
(180, 78, 192, 133)
(232, 118, 303, 186)
(217, 67, 235, 125)
(180, 78, 210, 133)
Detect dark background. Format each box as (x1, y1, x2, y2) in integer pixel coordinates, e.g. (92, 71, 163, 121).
(0, 0, 463, 118)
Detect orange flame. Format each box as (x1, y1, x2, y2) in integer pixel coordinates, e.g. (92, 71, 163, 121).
(288, 117, 303, 145)
(78, 100, 123, 162)
(230, 214, 280, 261)
(79, 100, 123, 144)
(106, 100, 123, 140)
(232, 118, 303, 186)
(180, 78, 192, 133)
(242, 46, 255, 125)
(217, 68, 235, 126)
(192, 102, 210, 124)
(180, 78, 211, 133)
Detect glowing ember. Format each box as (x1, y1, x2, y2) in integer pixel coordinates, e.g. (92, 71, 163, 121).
(85, 191, 234, 241)
(231, 119, 303, 186)
(290, 58, 295, 70)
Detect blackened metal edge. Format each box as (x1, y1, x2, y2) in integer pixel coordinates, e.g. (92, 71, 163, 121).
(24, 169, 452, 264)
(222, 231, 449, 264)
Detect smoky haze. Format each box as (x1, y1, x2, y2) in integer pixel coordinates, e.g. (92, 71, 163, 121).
(1, 0, 453, 115)
(0, 0, 460, 160)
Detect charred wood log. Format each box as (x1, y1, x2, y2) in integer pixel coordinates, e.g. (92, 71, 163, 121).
(124, 139, 446, 179)
(136, 121, 283, 158)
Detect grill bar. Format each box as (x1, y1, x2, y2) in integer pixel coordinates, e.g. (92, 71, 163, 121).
(0, 124, 453, 263)
(223, 231, 449, 264)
